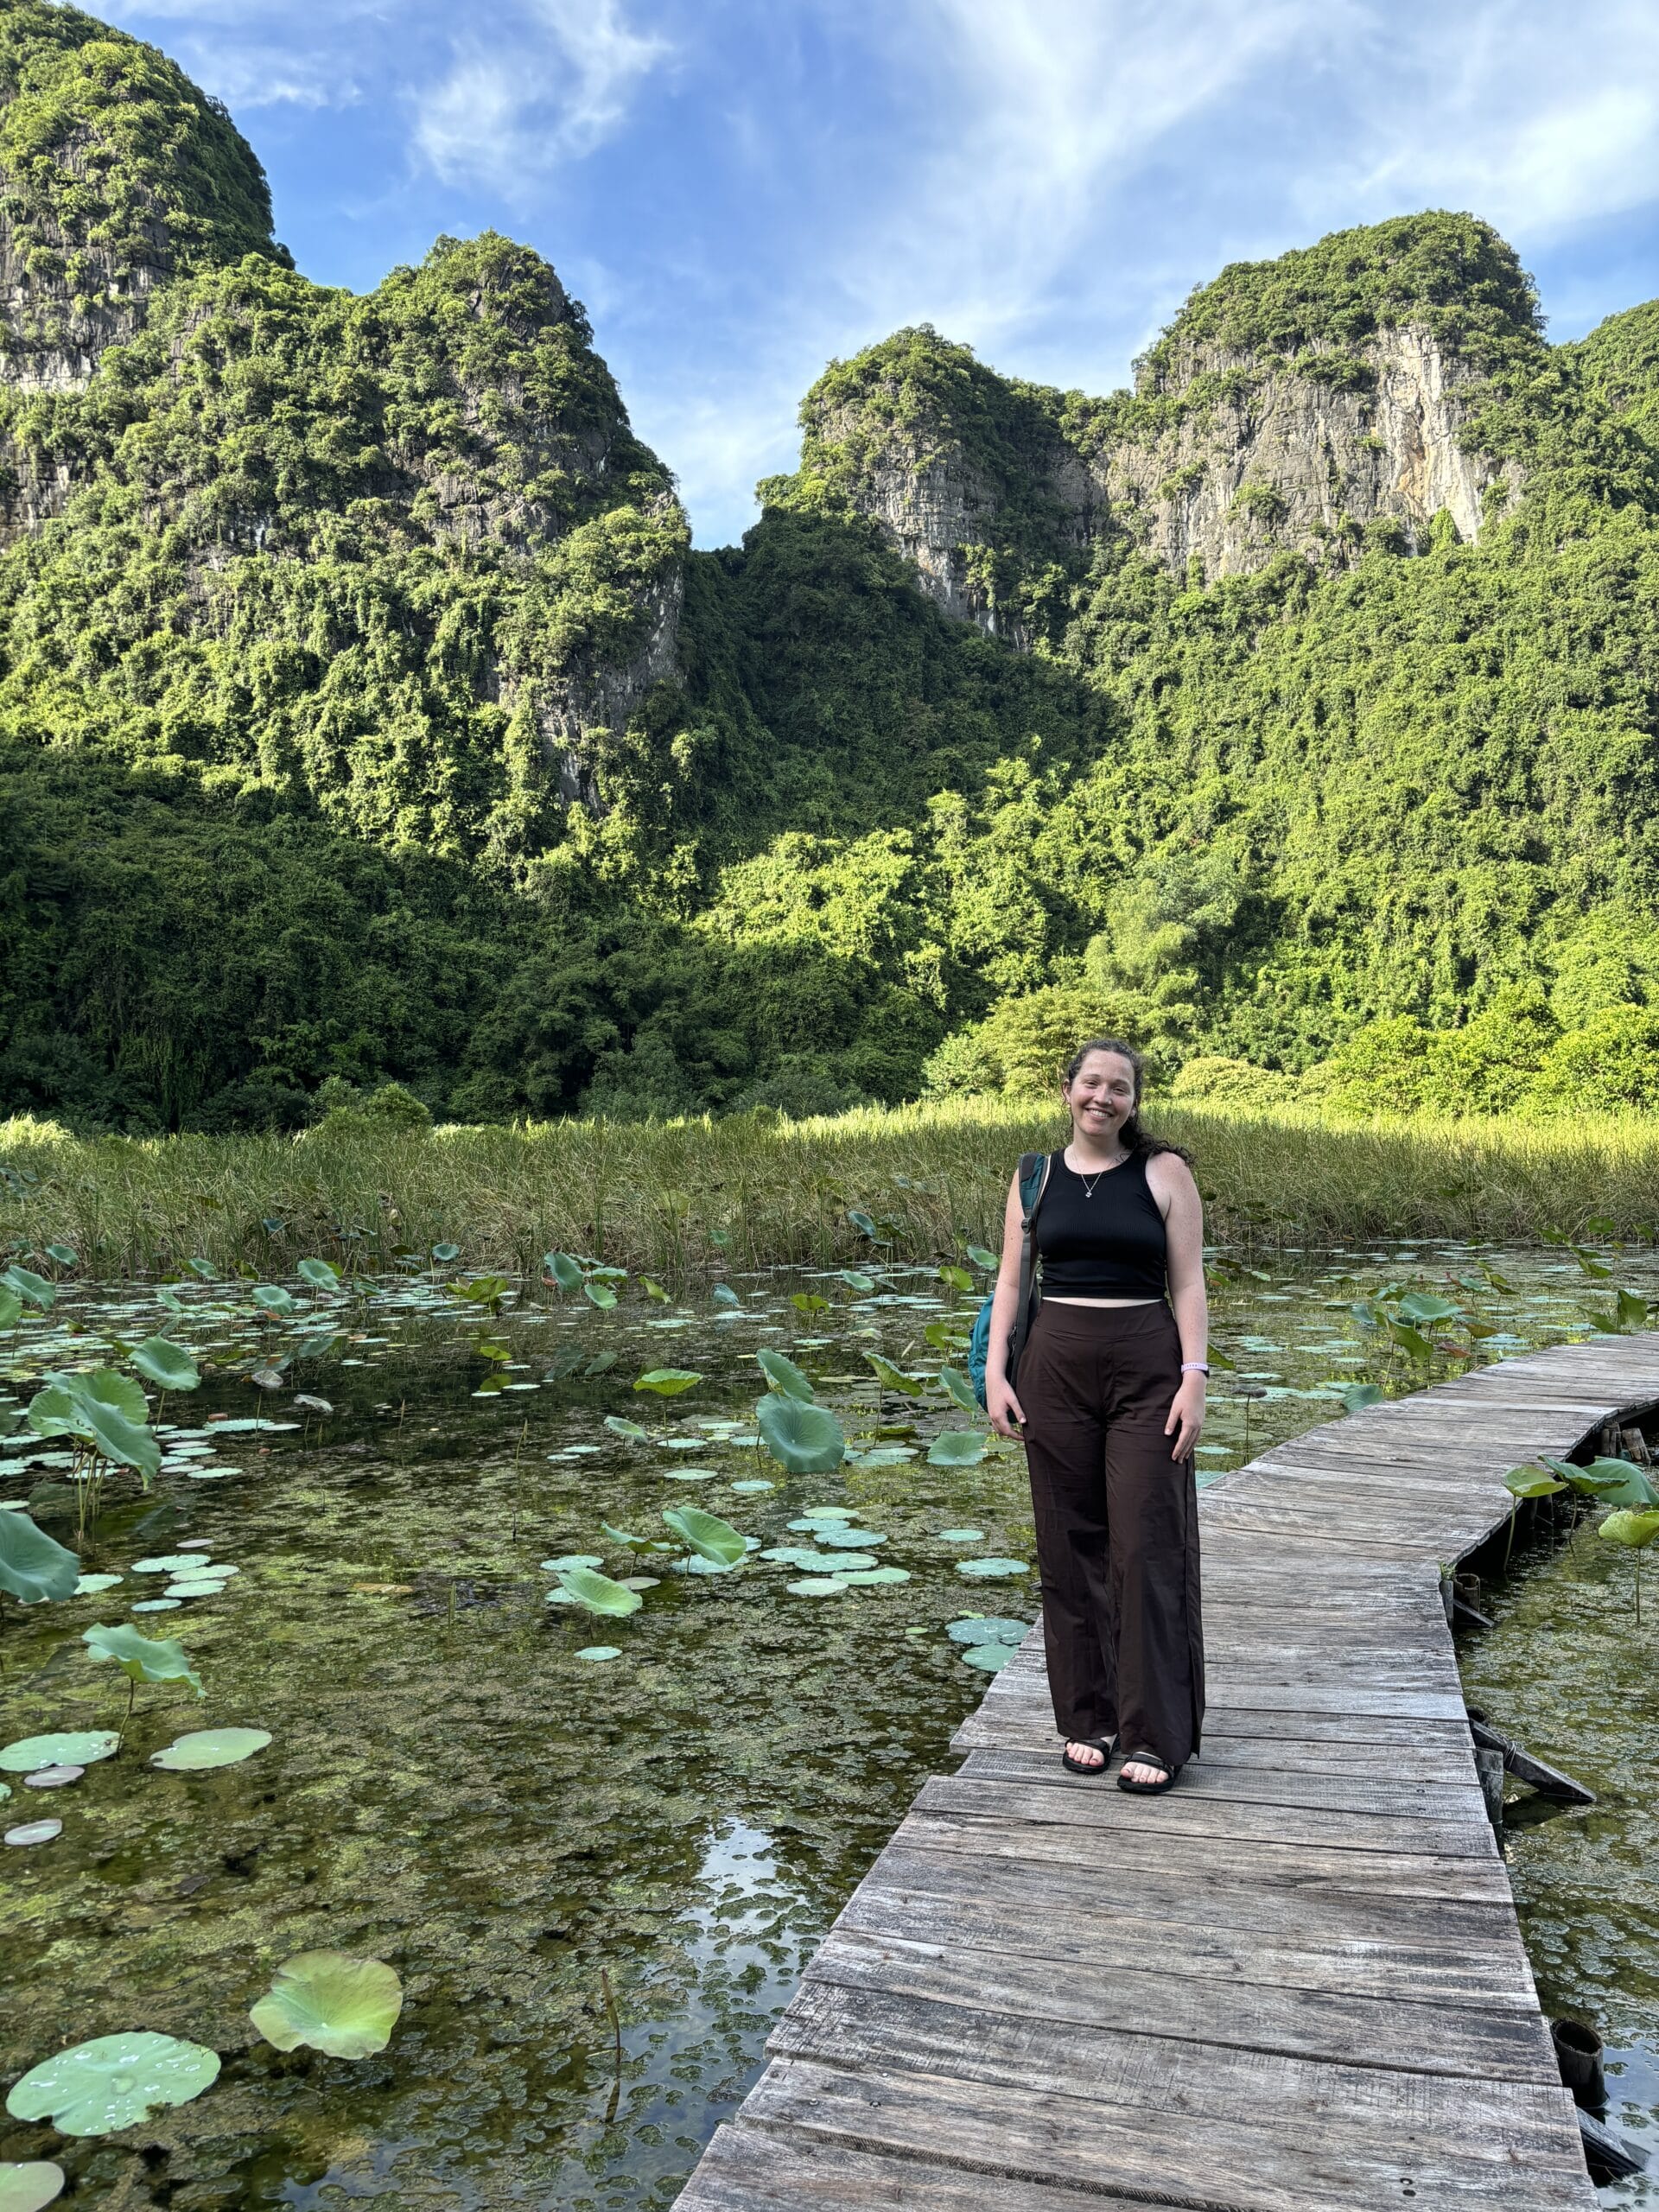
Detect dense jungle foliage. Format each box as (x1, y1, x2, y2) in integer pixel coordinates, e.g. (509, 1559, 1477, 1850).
(3, 3, 1659, 1132)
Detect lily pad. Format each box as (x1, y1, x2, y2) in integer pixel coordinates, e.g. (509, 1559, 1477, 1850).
(556, 1566, 642, 1618)
(131, 1555, 202, 1574)
(962, 1642, 1020, 1671)
(150, 1728, 272, 1771)
(938, 1528, 984, 1543)
(813, 1525, 887, 1548)
(22, 1767, 83, 1789)
(957, 1557, 1030, 1579)
(165, 1580, 228, 1600)
(662, 1504, 747, 1567)
(1, 1731, 118, 1773)
(131, 1598, 181, 1612)
(0, 2162, 66, 2212)
(5, 2030, 220, 2133)
(603, 1416, 650, 1443)
(841, 1567, 912, 1586)
(540, 1554, 603, 1573)
(755, 1350, 814, 1401)
(755, 1393, 846, 1475)
(729, 1478, 774, 1493)
(661, 1467, 720, 1481)
(250, 1952, 403, 2059)
(0, 1514, 79, 1606)
(73, 1573, 122, 1594)
(946, 1615, 1030, 1644)
(3, 1821, 61, 1847)
(786, 1576, 850, 1595)
(576, 1645, 622, 1662)
(927, 1431, 986, 1468)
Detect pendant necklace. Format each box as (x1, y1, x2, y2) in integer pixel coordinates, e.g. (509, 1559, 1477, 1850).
(1075, 1149, 1125, 1198)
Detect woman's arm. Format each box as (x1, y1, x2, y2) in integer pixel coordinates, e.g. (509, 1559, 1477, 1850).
(984, 1171, 1029, 1440)
(1152, 1154, 1208, 1461)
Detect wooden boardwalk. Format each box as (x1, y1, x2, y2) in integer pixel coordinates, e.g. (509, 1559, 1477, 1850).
(679, 1335, 1659, 2212)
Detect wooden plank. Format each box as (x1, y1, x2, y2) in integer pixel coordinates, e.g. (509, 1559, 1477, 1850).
(804, 1925, 1555, 2080)
(676, 2125, 1174, 2212)
(955, 1719, 1479, 1783)
(954, 1745, 1488, 1823)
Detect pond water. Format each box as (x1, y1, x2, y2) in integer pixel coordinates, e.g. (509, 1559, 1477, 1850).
(3, 1236, 1656, 2206)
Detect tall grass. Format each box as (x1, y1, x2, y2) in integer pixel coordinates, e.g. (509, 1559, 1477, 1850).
(3, 1099, 1657, 1281)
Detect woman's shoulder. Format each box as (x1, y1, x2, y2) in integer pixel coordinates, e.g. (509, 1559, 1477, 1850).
(1143, 1145, 1198, 1199)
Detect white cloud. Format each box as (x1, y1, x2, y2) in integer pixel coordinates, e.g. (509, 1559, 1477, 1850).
(412, 0, 671, 195)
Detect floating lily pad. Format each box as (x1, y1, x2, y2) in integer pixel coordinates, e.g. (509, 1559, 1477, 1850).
(813, 1526, 887, 1549)
(130, 1555, 201, 1574)
(150, 1728, 272, 1771)
(4, 2030, 220, 2133)
(132, 1597, 181, 1611)
(841, 1567, 912, 1586)
(928, 1431, 986, 1468)
(798, 1549, 877, 1573)
(0, 2162, 66, 2212)
(946, 1616, 1030, 1644)
(957, 1557, 1030, 1579)
(786, 1576, 850, 1595)
(73, 1573, 122, 1594)
(3, 1821, 61, 1847)
(165, 1580, 228, 1599)
(937, 1528, 984, 1543)
(22, 1766, 83, 1789)
(576, 1645, 621, 1662)
(729, 1478, 774, 1493)
(250, 1952, 403, 2059)
(540, 1554, 603, 1573)
(962, 1642, 1020, 1671)
(661, 1467, 719, 1481)
(1, 1732, 118, 1773)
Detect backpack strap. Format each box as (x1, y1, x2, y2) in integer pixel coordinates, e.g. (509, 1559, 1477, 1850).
(1007, 1150, 1052, 1387)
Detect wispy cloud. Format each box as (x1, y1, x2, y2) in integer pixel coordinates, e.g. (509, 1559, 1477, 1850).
(412, 0, 671, 196)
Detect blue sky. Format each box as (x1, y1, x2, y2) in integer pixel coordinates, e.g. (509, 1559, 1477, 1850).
(104, 0, 1659, 547)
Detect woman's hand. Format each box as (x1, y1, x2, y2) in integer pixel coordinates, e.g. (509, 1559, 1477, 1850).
(987, 1376, 1027, 1441)
(1165, 1373, 1205, 1461)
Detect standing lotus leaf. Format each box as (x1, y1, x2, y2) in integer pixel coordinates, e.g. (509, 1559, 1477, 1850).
(662, 1505, 746, 1567)
(0, 1731, 118, 1772)
(4, 2031, 219, 2134)
(130, 1338, 200, 1391)
(0, 2161, 67, 2211)
(1599, 1508, 1659, 1548)
(296, 1258, 340, 1293)
(555, 1567, 642, 1617)
(754, 1394, 845, 1475)
(937, 1366, 979, 1413)
(83, 1623, 204, 1695)
(2, 1267, 54, 1312)
(150, 1728, 272, 1771)
(0, 1515, 79, 1606)
(543, 1251, 583, 1291)
(249, 1951, 404, 2058)
(865, 1354, 925, 1398)
(927, 1431, 986, 1467)
(755, 1350, 814, 1402)
(632, 1369, 702, 1395)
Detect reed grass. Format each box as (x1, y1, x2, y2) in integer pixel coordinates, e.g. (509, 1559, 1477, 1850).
(3, 1099, 1657, 1281)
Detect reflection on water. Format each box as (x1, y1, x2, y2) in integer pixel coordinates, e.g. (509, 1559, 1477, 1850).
(2, 1236, 1656, 2202)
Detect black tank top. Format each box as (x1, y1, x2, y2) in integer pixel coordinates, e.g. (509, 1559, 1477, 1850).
(1035, 1149, 1167, 1298)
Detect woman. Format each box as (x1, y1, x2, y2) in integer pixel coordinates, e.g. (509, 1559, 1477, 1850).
(984, 1038, 1207, 1794)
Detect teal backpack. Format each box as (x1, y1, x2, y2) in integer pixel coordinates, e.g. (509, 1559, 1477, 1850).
(968, 1151, 1051, 1408)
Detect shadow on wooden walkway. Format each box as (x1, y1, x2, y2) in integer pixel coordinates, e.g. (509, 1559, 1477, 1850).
(678, 1336, 1659, 2211)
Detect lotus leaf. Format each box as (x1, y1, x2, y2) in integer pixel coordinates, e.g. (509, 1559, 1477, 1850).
(1503, 1463, 1567, 1500)
(662, 1505, 747, 1567)
(848, 1210, 882, 1240)
(836, 1270, 875, 1291)
(937, 1366, 979, 1413)
(1599, 1509, 1659, 1548)
(151, 1727, 272, 1771)
(1338, 1382, 1383, 1414)
(851, 1444, 916, 1465)
(633, 1369, 702, 1395)
(5, 2030, 219, 2133)
(938, 1528, 984, 1543)
(166, 1580, 228, 1599)
(1395, 1291, 1461, 1325)
(577, 1645, 622, 1661)
(730, 1478, 773, 1493)
(556, 1567, 642, 1617)
(541, 1554, 604, 1572)
(132, 1598, 181, 1611)
(962, 1642, 1020, 1671)
(188, 1258, 217, 1279)
(292, 1395, 333, 1416)
(73, 1573, 122, 1594)
(786, 1577, 850, 1595)
(250, 1951, 403, 2058)
(957, 1557, 1030, 1579)
(621, 1575, 660, 1590)
(795, 1507, 855, 1521)
(130, 1339, 200, 1391)
(928, 1431, 986, 1468)
(250, 1285, 296, 1314)
(296, 1259, 340, 1293)
(1541, 1453, 1659, 1506)
(604, 1416, 650, 1442)
(866, 1354, 925, 1397)
(0, 2161, 66, 2211)
(812, 1526, 887, 1549)
(601, 1522, 644, 1547)
(946, 1615, 1029, 1644)
(1, 1731, 118, 1772)
(4, 1820, 60, 1846)
(0, 1290, 21, 1329)
(965, 1245, 998, 1270)
(132, 1555, 203, 1573)
(756, 1351, 814, 1402)
(83, 1623, 204, 1694)
(791, 1291, 828, 1314)
(0, 1515, 79, 1605)
(841, 1567, 911, 1585)
(2, 1267, 53, 1312)
(711, 1284, 741, 1308)
(1386, 1320, 1434, 1360)
(432, 1243, 461, 1264)
(583, 1281, 618, 1310)
(755, 1393, 845, 1475)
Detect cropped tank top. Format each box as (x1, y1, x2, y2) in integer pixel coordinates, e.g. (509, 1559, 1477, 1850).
(1034, 1149, 1167, 1298)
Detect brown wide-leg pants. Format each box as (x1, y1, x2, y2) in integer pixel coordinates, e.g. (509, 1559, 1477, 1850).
(1019, 1298, 1205, 1768)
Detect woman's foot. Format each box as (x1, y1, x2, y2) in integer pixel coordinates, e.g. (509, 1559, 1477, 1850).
(1116, 1749, 1176, 1793)
(1061, 1738, 1111, 1775)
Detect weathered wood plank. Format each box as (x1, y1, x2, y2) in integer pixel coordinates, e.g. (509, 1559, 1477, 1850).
(954, 1745, 1489, 1823)
(675, 2126, 1175, 2212)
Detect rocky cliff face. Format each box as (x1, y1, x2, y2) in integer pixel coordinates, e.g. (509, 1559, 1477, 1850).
(779, 218, 1541, 632)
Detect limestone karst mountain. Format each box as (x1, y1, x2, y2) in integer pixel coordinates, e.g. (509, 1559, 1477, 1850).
(3, 0, 1659, 1129)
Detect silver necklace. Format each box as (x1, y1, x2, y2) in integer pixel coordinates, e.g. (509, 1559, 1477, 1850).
(1072, 1147, 1127, 1198)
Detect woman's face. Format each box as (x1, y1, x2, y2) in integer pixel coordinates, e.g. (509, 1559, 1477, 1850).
(1063, 1050, 1137, 1142)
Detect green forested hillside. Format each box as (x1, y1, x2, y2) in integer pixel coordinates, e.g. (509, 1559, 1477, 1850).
(3, 2, 1659, 1129)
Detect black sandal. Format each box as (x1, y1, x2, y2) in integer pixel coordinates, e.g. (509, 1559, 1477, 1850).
(1061, 1736, 1114, 1777)
(1116, 1748, 1177, 1794)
